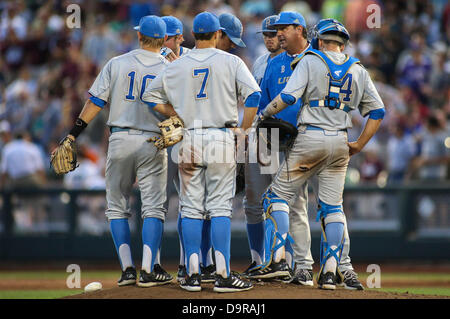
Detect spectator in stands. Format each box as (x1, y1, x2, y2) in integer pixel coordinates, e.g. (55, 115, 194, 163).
(410, 115, 450, 181)
(0, 131, 46, 189)
(386, 120, 417, 184)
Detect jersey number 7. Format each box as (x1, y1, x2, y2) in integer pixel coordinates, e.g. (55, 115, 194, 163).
(193, 68, 210, 99)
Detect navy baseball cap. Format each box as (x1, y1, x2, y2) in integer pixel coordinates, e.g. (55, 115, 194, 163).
(219, 13, 246, 48)
(133, 15, 166, 39)
(193, 12, 224, 34)
(257, 15, 278, 33)
(162, 16, 183, 36)
(272, 11, 306, 28)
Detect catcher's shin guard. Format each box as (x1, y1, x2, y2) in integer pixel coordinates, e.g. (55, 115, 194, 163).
(250, 189, 293, 272)
(316, 200, 345, 280)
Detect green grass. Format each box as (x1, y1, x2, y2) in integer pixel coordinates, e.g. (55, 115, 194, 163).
(376, 287, 450, 297)
(0, 290, 83, 299)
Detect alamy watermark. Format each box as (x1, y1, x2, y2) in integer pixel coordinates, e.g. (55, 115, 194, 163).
(66, 264, 81, 288)
(66, 4, 81, 29)
(366, 264, 381, 288)
(366, 4, 381, 29)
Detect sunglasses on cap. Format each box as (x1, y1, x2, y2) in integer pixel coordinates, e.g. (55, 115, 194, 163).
(263, 32, 277, 38)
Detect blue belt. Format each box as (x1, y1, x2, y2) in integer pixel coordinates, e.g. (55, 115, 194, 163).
(306, 124, 347, 132)
(110, 127, 156, 134)
(309, 100, 351, 113)
(110, 127, 130, 133)
(187, 127, 228, 132)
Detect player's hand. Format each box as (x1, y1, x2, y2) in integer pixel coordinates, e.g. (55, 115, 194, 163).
(347, 141, 363, 156)
(165, 51, 178, 62)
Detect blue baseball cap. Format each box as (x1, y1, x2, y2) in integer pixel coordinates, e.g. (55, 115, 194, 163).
(133, 15, 166, 39)
(162, 16, 183, 36)
(193, 12, 224, 34)
(257, 15, 278, 33)
(219, 13, 246, 48)
(271, 11, 306, 28)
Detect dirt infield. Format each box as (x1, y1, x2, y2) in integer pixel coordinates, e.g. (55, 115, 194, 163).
(64, 280, 447, 299)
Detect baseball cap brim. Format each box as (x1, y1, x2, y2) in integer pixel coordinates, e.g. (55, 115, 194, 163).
(226, 33, 246, 47)
(256, 29, 277, 34)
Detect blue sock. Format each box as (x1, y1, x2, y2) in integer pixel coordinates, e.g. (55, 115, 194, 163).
(246, 221, 265, 264)
(325, 222, 344, 248)
(211, 216, 231, 277)
(182, 217, 203, 275)
(110, 218, 133, 270)
(177, 213, 185, 265)
(141, 217, 163, 273)
(201, 219, 212, 266)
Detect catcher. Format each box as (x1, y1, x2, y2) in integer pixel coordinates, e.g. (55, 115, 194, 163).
(50, 15, 180, 288)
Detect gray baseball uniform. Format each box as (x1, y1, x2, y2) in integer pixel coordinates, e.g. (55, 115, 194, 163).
(269, 50, 384, 271)
(89, 49, 169, 221)
(143, 47, 260, 219)
(252, 53, 271, 85)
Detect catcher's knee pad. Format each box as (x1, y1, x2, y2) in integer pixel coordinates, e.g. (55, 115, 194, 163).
(317, 200, 345, 275)
(261, 189, 289, 216)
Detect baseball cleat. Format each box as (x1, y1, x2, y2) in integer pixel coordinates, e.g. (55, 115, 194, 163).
(177, 265, 187, 283)
(213, 273, 253, 293)
(118, 267, 137, 286)
(242, 261, 258, 277)
(318, 271, 336, 290)
(200, 264, 216, 283)
(291, 268, 314, 286)
(180, 273, 202, 292)
(337, 269, 364, 290)
(138, 267, 173, 287)
(246, 259, 291, 280)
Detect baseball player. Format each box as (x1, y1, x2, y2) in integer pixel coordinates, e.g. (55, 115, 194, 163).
(160, 16, 191, 61)
(52, 16, 174, 287)
(194, 12, 249, 284)
(143, 11, 261, 293)
(251, 15, 283, 86)
(217, 13, 246, 51)
(243, 11, 312, 283)
(258, 19, 385, 290)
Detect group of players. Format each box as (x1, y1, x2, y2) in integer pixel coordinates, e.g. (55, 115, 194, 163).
(57, 9, 385, 293)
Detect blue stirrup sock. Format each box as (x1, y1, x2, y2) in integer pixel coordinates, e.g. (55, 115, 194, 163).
(182, 217, 203, 276)
(110, 218, 134, 271)
(177, 213, 185, 266)
(200, 219, 214, 267)
(246, 221, 265, 265)
(271, 211, 289, 263)
(141, 217, 163, 274)
(211, 216, 231, 278)
(324, 222, 344, 273)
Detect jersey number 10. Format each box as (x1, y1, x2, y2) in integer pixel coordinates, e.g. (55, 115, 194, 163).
(125, 71, 156, 101)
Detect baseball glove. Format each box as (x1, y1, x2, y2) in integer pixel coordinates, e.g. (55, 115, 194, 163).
(50, 136, 78, 174)
(148, 115, 184, 150)
(256, 117, 298, 152)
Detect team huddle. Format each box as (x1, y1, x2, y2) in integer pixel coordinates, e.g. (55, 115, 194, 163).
(51, 10, 385, 293)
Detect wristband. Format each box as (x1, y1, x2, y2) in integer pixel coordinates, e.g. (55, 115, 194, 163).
(69, 118, 88, 138)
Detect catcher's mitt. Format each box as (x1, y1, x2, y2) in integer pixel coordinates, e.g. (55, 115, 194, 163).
(50, 136, 78, 174)
(256, 117, 298, 152)
(148, 115, 184, 150)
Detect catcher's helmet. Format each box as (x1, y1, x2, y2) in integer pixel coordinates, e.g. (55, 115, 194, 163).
(310, 18, 350, 49)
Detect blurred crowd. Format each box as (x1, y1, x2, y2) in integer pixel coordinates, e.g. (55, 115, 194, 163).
(0, 0, 449, 191)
